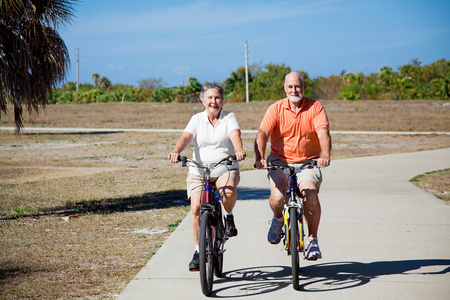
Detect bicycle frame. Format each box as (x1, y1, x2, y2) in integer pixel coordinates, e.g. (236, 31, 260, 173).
(283, 170, 304, 252)
(178, 155, 236, 296)
(283, 168, 306, 255)
(261, 160, 318, 290)
(202, 168, 222, 209)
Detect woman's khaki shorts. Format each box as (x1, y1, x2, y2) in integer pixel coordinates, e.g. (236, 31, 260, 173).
(186, 170, 240, 199)
(267, 155, 322, 190)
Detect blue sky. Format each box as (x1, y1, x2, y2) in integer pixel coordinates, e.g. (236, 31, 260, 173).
(60, 0, 450, 87)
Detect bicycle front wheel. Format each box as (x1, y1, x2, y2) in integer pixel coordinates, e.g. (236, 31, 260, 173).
(213, 214, 224, 278)
(289, 207, 300, 290)
(199, 211, 214, 296)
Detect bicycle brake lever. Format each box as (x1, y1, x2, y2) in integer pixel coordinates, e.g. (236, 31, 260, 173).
(178, 156, 188, 167)
(227, 155, 236, 165)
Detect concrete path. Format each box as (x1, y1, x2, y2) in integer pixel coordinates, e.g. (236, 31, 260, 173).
(118, 148, 450, 300)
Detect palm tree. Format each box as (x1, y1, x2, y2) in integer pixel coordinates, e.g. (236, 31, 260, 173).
(184, 77, 202, 103)
(0, 0, 77, 131)
(99, 76, 111, 89)
(91, 73, 100, 87)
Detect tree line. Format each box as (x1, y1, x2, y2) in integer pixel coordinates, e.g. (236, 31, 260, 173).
(52, 58, 449, 104)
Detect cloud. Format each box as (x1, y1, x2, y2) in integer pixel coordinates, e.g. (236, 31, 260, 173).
(72, 0, 341, 35)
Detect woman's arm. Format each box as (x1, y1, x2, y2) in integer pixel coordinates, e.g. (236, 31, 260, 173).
(229, 129, 246, 161)
(168, 131, 194, 163)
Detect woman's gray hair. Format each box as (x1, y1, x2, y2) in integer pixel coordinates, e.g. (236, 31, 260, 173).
(199, 82, 224, 102)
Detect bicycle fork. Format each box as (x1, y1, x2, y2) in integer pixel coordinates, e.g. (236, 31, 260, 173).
(283, 198, 305, 255)
(201, 185, 227, 256)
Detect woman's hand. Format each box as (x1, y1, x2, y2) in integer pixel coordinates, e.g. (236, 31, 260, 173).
(235, 150, 246, 162)
(168, 152, 180, 164)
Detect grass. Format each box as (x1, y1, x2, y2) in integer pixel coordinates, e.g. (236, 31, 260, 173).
(0, 100, 449, 299)
(10, 206, 30, 220)
(410, 169, 450, 204)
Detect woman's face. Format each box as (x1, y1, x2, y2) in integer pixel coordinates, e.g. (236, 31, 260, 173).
(203, 88, 223, 116)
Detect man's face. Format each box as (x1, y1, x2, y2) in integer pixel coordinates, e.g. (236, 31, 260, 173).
(284, 75, 304, 103)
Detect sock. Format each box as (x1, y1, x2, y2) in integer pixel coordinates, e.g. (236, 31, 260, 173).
(225, 212, 233, 217)
(274, 216, 283, 223)
(195, 245, 199, 253)
(308, 237, 318, 243)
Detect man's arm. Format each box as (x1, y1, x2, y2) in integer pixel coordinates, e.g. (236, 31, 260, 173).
(254, 128, 270, 169)
(317, 127, 331, 167)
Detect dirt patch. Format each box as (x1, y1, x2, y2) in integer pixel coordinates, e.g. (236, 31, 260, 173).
(1, 100, 450, 132)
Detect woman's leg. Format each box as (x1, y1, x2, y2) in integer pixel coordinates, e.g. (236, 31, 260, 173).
(216, 172, 240, 237)
(215, 173, 240, 214)
(190, 191, 205, 246)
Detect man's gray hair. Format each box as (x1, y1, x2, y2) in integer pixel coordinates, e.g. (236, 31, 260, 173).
(200, 82, 224, 102)
(285, 72, 305, 87)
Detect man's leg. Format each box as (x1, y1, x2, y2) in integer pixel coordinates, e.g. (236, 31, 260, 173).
(267, 177, 288, 244)
(299, 179, 322, 260)
(299, 180, 321, 238)
(269, 177, 288, 217)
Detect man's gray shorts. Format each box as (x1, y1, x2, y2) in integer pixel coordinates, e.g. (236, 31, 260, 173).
(267, 155, 322, 190)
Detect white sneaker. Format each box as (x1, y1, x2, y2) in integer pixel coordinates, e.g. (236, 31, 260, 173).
(306, 237, 322, 260)
(267, 217, 284, 244)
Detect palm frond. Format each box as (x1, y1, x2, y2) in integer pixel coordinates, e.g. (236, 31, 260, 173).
(0, 0, 77, 130)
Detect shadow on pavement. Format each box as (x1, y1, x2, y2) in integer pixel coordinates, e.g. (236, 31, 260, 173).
(208, 259, 450, 297)
(299, 259, 450, 292)
(212, 266, 291, 297)
(237, 187, 270, 201)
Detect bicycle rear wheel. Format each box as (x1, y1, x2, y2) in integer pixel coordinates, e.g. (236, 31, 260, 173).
(199, 211, 214, 296)
(289, 207, 300, 290)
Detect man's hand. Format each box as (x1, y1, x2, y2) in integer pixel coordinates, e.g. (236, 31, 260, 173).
(254, 159, 268, 169)
(317, 157, 330, 167)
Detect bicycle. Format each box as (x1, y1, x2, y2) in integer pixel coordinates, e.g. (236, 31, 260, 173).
(260, 159, 319, 290)
(178, 155, 237, 296)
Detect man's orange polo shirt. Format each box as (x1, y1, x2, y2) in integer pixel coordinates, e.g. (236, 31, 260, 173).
(259, 97, 329, 163)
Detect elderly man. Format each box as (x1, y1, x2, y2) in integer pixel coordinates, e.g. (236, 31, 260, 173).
(254, 72, 331, 260)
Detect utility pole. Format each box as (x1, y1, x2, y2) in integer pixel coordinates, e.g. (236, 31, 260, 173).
(245, 41, 249, 103)
(76, 48, 79, 92)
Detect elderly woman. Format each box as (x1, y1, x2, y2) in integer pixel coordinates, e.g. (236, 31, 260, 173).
(168, 82, 246, 271)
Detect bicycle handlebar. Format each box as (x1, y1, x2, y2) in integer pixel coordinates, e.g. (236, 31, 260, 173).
(256, 159, 320, 174)
(178, 155, 237, 169)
